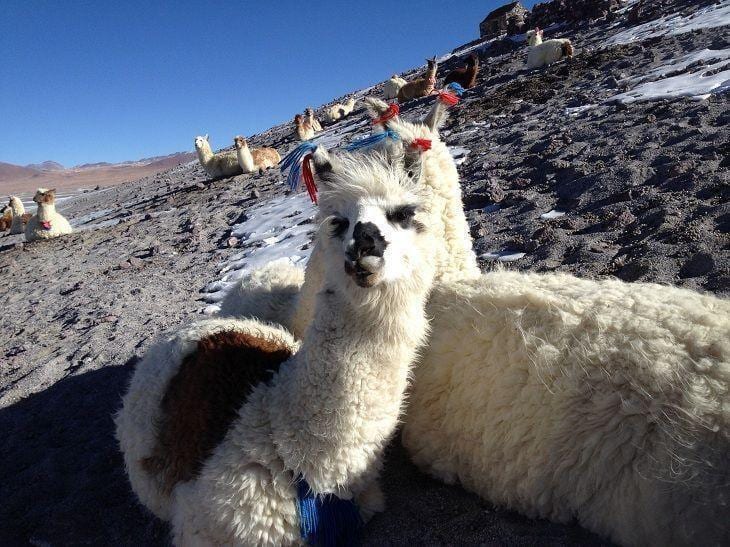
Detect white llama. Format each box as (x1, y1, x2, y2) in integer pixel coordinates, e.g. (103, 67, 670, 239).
(194, 134, 242, 179)
(115, 146, 437, 545)
(526, 28, 574, 69)
(219, 96, 480, 338)
(304, 107, 322, 132)
(326, 97, 357, 122)
(8, 196, 29, 234)
(383, 74, 407, 100)
(25, 188, 73, 241)
(233, 135, 281, 174)
(403, 270, 730, 547)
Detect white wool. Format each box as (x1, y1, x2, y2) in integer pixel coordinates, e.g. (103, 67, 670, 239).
(116, 151, 438, 545)
(383, 75, 407, 100)
(404, 271, 730, 547)
(194, 135, 242, 179)
(526, 37, 573, 69)
(326, 97, 357, 122)
(9, 196, 25, 235)
(25, 192, 73, 242)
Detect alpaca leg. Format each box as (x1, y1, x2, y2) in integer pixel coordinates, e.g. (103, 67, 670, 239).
(356, 479, 386, 523)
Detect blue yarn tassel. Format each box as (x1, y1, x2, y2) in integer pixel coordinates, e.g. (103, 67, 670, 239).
(280, 141, 318, 190)
(296, 478, 363, 547)
(345, 129, 400, 151)
(446, 82, 465, 96)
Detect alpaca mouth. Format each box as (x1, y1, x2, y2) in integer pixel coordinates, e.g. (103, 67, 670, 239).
(344, 259, 381, 288)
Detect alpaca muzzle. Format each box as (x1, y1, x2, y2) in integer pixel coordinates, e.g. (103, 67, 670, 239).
(345, 222, 387, 287)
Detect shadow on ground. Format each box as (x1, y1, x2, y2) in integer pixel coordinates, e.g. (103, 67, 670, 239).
(0, 358, 610, 546)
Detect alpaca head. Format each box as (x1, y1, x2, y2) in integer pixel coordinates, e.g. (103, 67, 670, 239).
(426, 56, 438, 71)
(309, 146, 435, 301)
(294, 114, 304, 126)
(467, 53, 479, 66)
(234, 135, 247, 150)
(527, 28, 543, 46)
(194, 134, 210, 151)
(33, 188, 56, 205)
(9, 196, 23, 213)
(304, 107, 314, 116)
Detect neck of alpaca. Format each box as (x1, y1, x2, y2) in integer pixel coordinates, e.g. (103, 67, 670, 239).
(10, 202, 24, 216)
(37, 202, 55, 222)
(236, 145, 255, 172)
(271, 282, 428, 494)
(531, 35, 543, 46)
(196, 143, 214, 165)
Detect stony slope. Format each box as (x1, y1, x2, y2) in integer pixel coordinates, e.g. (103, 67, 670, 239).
(1, 1, 728, 544)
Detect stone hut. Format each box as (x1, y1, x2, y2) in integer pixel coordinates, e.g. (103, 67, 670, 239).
(479, 2, 529, 38)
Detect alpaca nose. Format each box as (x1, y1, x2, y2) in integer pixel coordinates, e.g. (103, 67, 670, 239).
(348, 222, 387, 259)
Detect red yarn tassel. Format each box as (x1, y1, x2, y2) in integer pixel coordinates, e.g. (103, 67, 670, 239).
(437, 91, 460, 106)
(411, 138, 432, 152)
(302, 154, 318, 204)
(372, 103, 400, 125)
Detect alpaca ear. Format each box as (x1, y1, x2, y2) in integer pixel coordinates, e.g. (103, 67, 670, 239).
(363, 97, 390, 120)
(423, 98, 449, 132)
(204, 134, 209, 141)
(401, 145, 425, 186)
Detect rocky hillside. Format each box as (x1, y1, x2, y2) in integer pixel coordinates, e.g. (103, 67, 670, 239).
(0, 1, 728, 544)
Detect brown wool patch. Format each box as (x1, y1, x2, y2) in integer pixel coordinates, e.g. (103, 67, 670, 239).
(141, 330, 292, 493)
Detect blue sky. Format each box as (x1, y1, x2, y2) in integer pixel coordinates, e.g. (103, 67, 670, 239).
(1, 0, 536, 167)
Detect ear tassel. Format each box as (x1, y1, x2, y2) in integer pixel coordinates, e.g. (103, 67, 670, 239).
(280, 141, 319, 203)
(345, 129, 400, 151)
(411, 138, 432, 152)
(371, 103, 400, 125)
(301, 154, 318, 204)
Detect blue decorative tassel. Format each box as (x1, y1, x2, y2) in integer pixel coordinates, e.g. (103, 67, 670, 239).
(446, 82, 465, 96)
(296, 478, 363, 547)
(345, 129, 400, 151)
(280, 141, 318, 190)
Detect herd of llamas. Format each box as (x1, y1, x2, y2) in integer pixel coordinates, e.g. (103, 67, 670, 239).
(2, 25, 728, 547)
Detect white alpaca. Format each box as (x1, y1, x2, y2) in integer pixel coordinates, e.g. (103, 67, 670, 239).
(404, 270, 730, 547)
(383, 74, 407, 100)
(304, 107, 322, 132)
(9, 196, 27, 235)
(194, 134, 242, 179)
(326, 97, 357, 122)
(233, 135, 280, 174)
(526, 28, 574, 69)
(115, 147, 437, 545)
(221, 96, 480, 337)
(25, 188, 72, 241)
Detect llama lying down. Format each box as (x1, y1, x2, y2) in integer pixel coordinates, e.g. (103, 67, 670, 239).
(115, 146, 437, 545)
(25, 188, 73, 241)
(194, 134, 242, 179)
(404, 271, 730, 547)
(526, 27, 574, 69)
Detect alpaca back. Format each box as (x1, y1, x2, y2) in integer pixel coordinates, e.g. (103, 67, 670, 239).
(404, 271, 730, 547)
(251, 147, 281, 169)
(207, 151, 242, 178)
(527, 39, 572, 69)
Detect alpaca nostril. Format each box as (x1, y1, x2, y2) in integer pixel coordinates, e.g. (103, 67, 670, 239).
(351, 221, 387, 258)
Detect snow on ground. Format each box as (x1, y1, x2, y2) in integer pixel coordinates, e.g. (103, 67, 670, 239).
(541, 209, 566, 219)
(449, 146, 471, 166)
(202, 192, 317, 313)
(609, 48, 730, 103)
(607, 1, 730, 45)
(481, 250, 527, 262)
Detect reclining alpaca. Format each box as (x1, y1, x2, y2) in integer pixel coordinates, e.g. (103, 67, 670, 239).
(325, 97, 357, 122)
(25, 188, 72, 241)
(219, 97, 480, 338)
(444, 53, 479, 89)
(304, 107, 322, 132)
(294, 114, 315, 141)
(403, 270, 730, 547)
(233, 135, 280, 174)
(115, 146, 437, 545)
(397, 57, 438, 102)
(383, 74, 407, 100)
(526, 27, 574, 69)
(0, 205, 11, 231)
(8, 196, 31, 235)
(194, 134, 243, 179)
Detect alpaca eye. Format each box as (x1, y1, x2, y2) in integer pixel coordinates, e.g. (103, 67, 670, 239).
(330, 217, 349, 238)
(386, 205, 417, 228)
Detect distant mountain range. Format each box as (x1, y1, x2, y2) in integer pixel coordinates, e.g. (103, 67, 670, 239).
(0, 151, 197, 195)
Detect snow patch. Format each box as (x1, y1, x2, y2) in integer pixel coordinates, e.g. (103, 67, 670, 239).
(481, 251, 527, 262)
(608, 2, 730, 45)
(202, 192, 317, 312)
(541, 209, 566, 219)
(449, 146, 471, 166)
